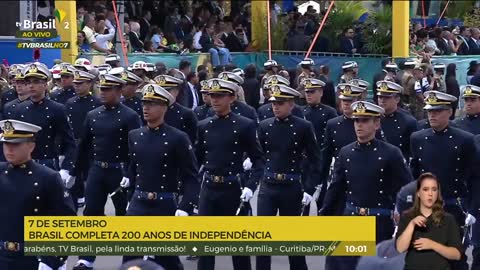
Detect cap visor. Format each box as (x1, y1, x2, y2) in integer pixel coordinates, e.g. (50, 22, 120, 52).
(24, 73, 47, 79)
(338, 95, 357, 100)
(351, 114, 377, 119)
(0, 136, 33, 143)
(376, 92, 397, 97)
(423, 104, 450, 110)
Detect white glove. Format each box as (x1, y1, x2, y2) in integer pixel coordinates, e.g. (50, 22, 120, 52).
(175, 210, 189, 216)
(240, 187, 253, 202)
(465, 213, 477, 226)
(120, 177, 130, 188)
(59, 170, 75, 189)
(38, 262, 53, 270)
(302, 192, 313, 206)
(58, 155, 65, 167)
(243, 158, 252, 171)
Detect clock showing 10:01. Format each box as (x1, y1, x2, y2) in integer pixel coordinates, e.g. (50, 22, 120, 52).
(345, 245, 368, 253)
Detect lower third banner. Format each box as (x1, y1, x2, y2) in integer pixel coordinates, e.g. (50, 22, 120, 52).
(24, 217, 375, 256)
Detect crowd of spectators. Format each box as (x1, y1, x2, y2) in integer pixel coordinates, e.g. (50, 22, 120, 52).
(76, 0, 259, 66)
(75, 0, 374, 66)
(410, 23, 480, 58)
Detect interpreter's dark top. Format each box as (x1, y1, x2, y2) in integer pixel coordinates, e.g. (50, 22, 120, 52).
(395, 212, 462, 270)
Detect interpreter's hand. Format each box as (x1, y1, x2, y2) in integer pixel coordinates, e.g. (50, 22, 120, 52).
(413, 237, 435, 251)
(410, 215, 427, 228)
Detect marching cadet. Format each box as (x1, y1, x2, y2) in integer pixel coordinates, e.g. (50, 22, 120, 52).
(302, 78, 338, 209)
(65, 70, 101, 210)
(339, 61, 357, 83)
(384, 61, 399, 82)
(258, 75, 304, 121)
(154, 74, 198, 144)
(210, 71, 258, 123)
(320, 101, 412, 270)
(196, 78, 264, 270)
(194, 80, 212, 121)
(130, 61, 153, 88)
(3, 66, 31, 118)
(122, 84, 199, 270)
(72, 74, 141, 270)
(0, 119, 75, 270)
(350, 79, 369, 100)
(318, 83, 365, 213)
(105, 54, 121, 68)
(224, 69, 246, 103)
(472, 135, 480, 270)
(110, 68, 145, 123)
(410, 91, 477, 270)
(432, 63, 446, 93)
(232, 67, 245, 78)
(260, 60, 279, 103)
(296, 58, 316, 84)
(1, 65, 21, 108)
(50, 63, 77, 104)
(453, 85, 480, 269)
(453, 85, 480, 134)
(10, 63, 75, 187)
(256, 84, 321, 270)
(73, 58, 93, 72)
(296, 58, 316, 105)
(376, 80, 417, 159)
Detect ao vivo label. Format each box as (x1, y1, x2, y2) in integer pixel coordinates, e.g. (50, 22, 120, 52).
(16, 30, 58, 39)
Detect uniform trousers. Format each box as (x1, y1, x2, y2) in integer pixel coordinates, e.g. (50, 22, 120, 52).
(256, 181, 307, 270)
(122, 190, 183, 270)
(324, 206, 394, 270)
(0, 253, 38, 270)
(471, 220, 480, 270)
(197, 183, 251, 270)
(69, 168, 87, 210)
(79, 164, 128, 264)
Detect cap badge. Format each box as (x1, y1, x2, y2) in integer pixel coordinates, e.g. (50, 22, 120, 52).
(351, 80, 359, 86)
(221, 73, 229, 80)
(272, 85, 281, 96)
(121, 71, 129, 81)
(465, 86, 473, 95)
(211, 80, 221, 91)
(355, 102, 366, 114)
(427, 92, 438, 103)
(201, 80, 209, 90)
(61, 65, 69, 73)
(99, 75, 106, 85)
(304, 79, 312, 88)
(271, 76, 278, 85)
(74, 71, 81, 80)
(15, 70, 23, 79)
(343, 85, 352, 95)
(156, 76, 166, 86)
(145, 84, 155, 96)
(379, 82, 389, 92)
(2, 121, 14, 136)
(28, 64, 38, 74)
